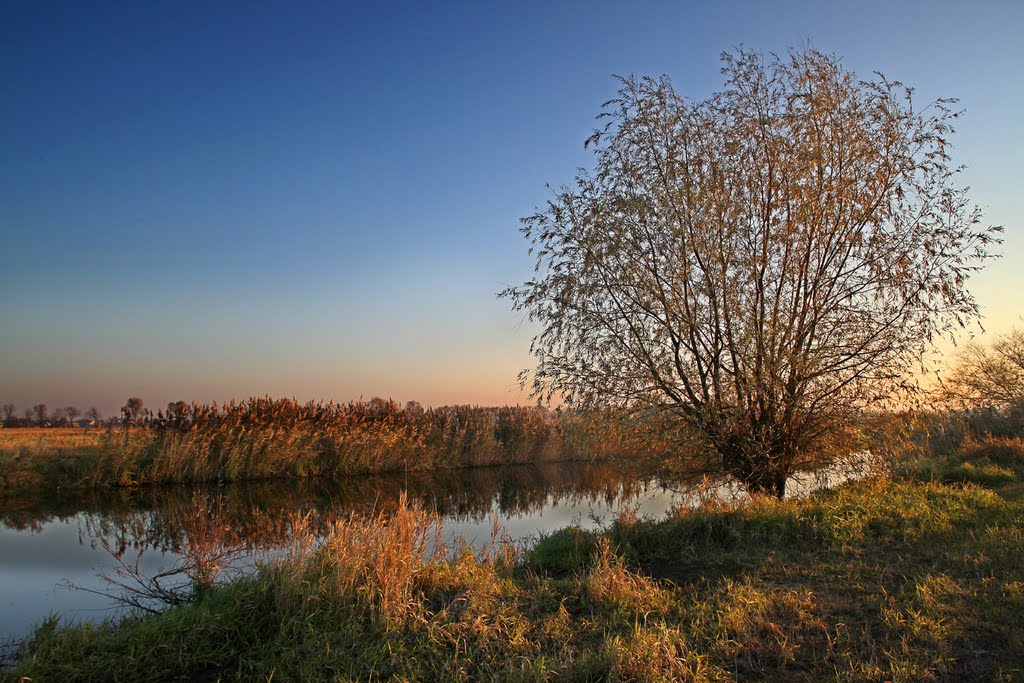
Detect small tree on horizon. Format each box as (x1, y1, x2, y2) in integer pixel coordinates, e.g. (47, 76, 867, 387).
(505, 46, 1000, 498)
(122, 397, 145, 425)
(64, 405, 82, 426)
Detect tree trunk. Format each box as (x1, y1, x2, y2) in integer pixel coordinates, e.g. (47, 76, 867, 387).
(722, 447, 790, 500)
(773, 473, 786, 500)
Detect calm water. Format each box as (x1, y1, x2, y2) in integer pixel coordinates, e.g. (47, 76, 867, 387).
(0, 458, 863, 658)
(0, 461, 697, 652)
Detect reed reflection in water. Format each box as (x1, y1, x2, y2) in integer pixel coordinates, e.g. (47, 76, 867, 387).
(0, 460, 683, 647)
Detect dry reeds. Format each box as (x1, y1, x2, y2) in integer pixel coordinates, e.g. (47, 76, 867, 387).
(0, 398, 657, 490)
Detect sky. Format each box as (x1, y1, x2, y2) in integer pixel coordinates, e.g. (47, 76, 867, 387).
(1, 0, 1022, 417)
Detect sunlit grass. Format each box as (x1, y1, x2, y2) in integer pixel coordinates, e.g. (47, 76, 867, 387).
(0, 427, 102, 449)
(0, 427, 107, 491)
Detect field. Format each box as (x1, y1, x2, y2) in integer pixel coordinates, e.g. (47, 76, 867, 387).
(5, 437, 1024, 681)
(0, 427, 103, 449)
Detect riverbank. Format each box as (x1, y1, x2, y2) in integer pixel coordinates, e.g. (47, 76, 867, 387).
(0, 401, 662, 493)
(6, 437, 1023, 681)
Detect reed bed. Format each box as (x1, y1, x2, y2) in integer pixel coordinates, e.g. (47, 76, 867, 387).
(3, 396, 1020, 495)
(0, 399, 659, 491)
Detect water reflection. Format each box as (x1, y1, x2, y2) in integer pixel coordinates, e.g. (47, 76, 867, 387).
(3, 461, 665, 547)
(0, 460, 678, 649)
(0, 455, 874, 654)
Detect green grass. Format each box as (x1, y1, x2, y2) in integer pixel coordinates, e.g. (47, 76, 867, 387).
(6, 439, 1024, 682)
(525, 527, 600, 574)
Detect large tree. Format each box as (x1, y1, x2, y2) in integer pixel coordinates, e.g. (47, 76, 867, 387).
(504, 47, 1000, 497)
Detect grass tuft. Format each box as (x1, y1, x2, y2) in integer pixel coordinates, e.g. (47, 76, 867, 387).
(525, 527, 599, 574)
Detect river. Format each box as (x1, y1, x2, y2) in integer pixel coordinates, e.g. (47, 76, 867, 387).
(1, 461, 696, 651)
(0, 456, 862, 659)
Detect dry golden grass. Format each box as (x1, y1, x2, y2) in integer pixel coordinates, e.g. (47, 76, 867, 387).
(0, 427, 103, 449)
(0, 428, 107, 490)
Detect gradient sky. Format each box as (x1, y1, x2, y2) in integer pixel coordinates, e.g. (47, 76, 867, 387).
(2, 0, 1022, 416)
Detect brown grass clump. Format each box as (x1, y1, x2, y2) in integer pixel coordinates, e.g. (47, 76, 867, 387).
(705, 581, 826, 676)
(960, 436, 1024, 468)
(606, 624, 718, 682)
(281, 496, 447, 628)
(585, 537, 671, 615)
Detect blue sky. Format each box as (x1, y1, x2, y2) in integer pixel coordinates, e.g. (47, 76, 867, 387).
(2, 0, 1022, 415)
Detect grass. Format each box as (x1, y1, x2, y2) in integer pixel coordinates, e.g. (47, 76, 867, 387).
(0, 399, 661, 493)
(0, 427, 109, 491)
(6, 438, 1024, 681)
(0, 427, 102, 449)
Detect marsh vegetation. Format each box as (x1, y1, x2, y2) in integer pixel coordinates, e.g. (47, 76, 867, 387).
(0, 399, 665, 492)
(4, 431, 1023, 681)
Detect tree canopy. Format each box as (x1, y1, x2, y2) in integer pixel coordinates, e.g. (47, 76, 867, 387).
(944, 327, 1024, 410)
(504, 47, 1000, 497)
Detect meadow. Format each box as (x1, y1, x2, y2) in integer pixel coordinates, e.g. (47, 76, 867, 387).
(5, 435, 1023, 681)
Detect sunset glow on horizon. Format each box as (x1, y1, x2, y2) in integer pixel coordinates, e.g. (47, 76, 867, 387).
(2, 0, 1021, 418)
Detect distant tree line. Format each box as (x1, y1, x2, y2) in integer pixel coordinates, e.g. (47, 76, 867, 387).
(1, 402, 105, 428)
(0, 395, 159, 428)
